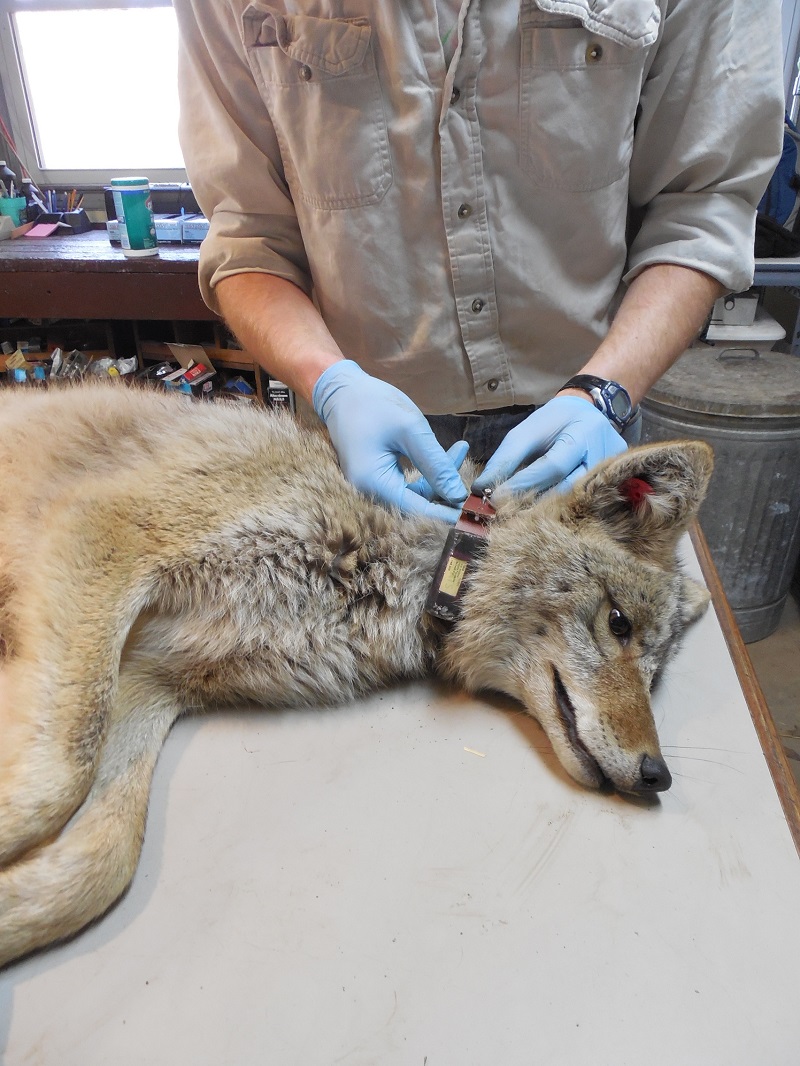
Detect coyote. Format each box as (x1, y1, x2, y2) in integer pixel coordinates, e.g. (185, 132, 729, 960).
(0, 384, 712, 967)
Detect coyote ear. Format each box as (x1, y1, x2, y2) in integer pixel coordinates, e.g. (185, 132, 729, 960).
(681, 575, 711, 625)
(563, 440, 714, 567)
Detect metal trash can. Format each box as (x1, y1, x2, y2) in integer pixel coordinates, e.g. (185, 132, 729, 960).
(641, 346, 800, 643)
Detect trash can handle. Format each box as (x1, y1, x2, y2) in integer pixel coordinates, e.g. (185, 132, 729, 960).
(716, 347, 761, 363)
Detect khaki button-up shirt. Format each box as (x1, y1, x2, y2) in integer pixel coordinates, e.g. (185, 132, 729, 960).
(176, 0, 784, 414)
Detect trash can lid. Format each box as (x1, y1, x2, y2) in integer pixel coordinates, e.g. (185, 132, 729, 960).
(645, 346, 800, 417)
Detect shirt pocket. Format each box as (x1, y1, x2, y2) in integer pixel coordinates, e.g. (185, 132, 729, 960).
(242, 5, 393, 210)
(518, 4, 656, 192)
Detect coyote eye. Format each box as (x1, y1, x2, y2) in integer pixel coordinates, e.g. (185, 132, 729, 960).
(609, 607, 632, 643)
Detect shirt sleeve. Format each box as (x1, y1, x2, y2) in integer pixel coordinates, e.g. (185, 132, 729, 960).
(174, 0, 312, 314)
(625, 0, 786, 293)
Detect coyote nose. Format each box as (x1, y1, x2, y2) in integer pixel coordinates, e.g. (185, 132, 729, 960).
(636, 754, 672, 792)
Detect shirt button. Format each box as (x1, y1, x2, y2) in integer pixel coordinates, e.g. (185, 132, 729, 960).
(487, 379, 499, 392)
(299, 64, 313, 81)
(457, 203, 472, 219)
(471, 298, 484, 313)
(450, 86, 461, 105)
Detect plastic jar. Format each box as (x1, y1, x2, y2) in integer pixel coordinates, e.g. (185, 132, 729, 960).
(110, 176, 158, 257)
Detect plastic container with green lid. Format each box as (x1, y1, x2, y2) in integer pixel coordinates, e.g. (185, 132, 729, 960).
(110, 176, 158, 258)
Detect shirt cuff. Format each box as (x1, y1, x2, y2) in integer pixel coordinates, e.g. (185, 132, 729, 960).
(198, 211, 313, 314)
(624, 191, 757, 295)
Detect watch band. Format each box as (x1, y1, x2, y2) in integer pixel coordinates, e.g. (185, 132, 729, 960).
(560, 374, 637, 431)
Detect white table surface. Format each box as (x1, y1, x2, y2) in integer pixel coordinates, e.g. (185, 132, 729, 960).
(2, 545, 799, 1066)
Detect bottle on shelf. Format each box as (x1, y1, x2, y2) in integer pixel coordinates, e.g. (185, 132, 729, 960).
(0, 159, 16, 193)
(20, 177, 44, 222)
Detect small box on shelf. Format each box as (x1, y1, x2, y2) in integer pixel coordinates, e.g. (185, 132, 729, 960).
(267, 378, 296, 413)
(138, 340, 270, 404)
(710, 290, 759, 328)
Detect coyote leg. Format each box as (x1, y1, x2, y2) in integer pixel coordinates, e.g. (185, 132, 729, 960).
(0, 569, 156, 866)
(0, 672, 180, 969)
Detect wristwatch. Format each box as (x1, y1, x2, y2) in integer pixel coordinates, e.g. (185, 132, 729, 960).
(559, 374, 638, 431)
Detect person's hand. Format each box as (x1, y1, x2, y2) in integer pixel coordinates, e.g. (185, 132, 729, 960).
(471, 394, 627, 497)
(406, 440, 470, 503)
(313, 360, 469, 522)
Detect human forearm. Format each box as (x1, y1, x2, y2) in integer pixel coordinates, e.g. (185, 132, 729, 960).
(562, 263, 725, 406)
(215, 272, 344, 404)
(477, 263, 723, 497)
(216, 271, 467, 521)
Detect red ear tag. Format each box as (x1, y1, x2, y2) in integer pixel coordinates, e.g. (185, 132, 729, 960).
(620, 477, 655, 509)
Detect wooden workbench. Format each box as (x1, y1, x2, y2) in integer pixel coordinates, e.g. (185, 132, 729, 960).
(0, 229, 213, 321)
(1, 533, 798, 1065)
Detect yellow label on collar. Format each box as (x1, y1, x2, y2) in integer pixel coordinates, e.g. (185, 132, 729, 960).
(440, 556, 468, 597)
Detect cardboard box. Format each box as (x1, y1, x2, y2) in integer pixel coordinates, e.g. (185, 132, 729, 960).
(181, 214, 209, 242)
(267, 378, 296, 412)
(140, 341, 217, 385)
(154, 214, 185, 243)
(711, 292, 759, 327)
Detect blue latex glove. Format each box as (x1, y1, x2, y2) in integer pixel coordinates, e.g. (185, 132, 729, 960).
(313, 360, 469, 522)
(406, 440, 470, 501)
(471, 394, 628, 497)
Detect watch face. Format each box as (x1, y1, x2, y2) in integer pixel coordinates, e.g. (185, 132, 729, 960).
(608, 386, 632, 421)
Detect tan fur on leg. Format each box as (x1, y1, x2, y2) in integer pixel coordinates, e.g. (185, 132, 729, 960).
(0, 670, 179, 967)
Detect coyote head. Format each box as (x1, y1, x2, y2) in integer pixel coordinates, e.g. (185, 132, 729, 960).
(441, 441, 714, 795)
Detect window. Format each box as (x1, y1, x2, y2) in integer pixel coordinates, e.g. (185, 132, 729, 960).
(0, 0, 186, 187)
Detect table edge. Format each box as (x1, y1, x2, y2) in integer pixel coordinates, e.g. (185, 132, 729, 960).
(690, 522, 800, 857)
